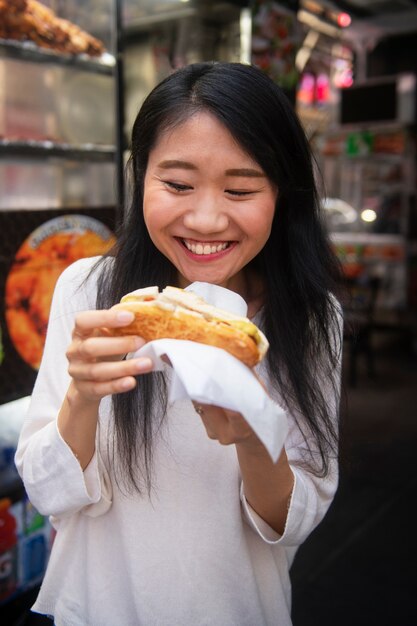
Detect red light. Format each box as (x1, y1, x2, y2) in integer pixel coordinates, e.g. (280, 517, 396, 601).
(337, 12, 351, 28)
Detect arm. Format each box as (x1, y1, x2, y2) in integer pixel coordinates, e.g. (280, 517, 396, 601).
(195, 304, 343, 541)
(236, 438, 293, 535)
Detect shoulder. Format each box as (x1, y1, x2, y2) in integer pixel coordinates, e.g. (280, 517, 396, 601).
(57, 256, 113, 287)
(54, 255, 114, 310)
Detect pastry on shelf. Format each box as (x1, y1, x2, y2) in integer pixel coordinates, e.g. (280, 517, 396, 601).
(0, 0, 105, 57)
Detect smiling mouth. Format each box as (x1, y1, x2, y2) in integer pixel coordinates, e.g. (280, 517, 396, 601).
(180, 239, 232, 256)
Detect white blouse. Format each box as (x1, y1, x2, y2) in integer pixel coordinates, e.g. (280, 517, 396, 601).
(15, 257, 341, 626)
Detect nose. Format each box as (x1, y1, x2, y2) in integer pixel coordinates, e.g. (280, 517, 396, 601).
(182, 193, 229, 234)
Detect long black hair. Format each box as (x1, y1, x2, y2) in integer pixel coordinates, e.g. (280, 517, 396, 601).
(95, 62, 343, 493)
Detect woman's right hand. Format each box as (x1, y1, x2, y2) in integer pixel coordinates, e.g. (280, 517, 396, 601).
(58, 308, 153, 469)
(66, 308, 153, 404)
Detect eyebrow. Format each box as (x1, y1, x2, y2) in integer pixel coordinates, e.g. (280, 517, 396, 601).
(157, 160, 265, 178)
(225, 168, 265, 178)
(158, 160, 197, 171)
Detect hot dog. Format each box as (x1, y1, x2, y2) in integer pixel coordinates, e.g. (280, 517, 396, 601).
(110, 286, 269, 368)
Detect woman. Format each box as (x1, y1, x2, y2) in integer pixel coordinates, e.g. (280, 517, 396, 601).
(15, 62, 342, 625)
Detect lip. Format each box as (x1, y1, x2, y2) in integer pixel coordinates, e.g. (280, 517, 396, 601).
(175, 237, 237, 261)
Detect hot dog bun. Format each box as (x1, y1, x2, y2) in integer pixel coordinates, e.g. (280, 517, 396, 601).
(110, 286, 269, 368)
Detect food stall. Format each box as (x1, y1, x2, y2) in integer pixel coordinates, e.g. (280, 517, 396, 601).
(0, 0, 118, 607)
(316, 76, 416, 316)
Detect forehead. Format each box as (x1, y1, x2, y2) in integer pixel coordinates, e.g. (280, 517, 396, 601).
(150, 111, 257, 165)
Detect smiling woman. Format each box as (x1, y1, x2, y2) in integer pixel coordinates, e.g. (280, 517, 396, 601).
(15, 62, 343, 626)
(143, 111, 277, 290)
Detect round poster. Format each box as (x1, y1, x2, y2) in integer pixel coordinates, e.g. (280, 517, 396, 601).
(5, 214, 116, 370)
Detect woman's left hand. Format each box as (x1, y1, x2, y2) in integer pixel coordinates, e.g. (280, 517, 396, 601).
(193, 402, 260, 447)
(192, 370, 269, 448)
(193, 401, 294, 535)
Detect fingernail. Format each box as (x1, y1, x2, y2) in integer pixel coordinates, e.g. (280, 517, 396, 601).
(121, 377, 136, 390)
(116, 311, 134, 323)
(133, 337, 144, 349)
(135, 358, 153, 372)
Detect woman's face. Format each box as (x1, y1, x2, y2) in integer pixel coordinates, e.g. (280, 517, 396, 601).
(143, 111, 277, 297)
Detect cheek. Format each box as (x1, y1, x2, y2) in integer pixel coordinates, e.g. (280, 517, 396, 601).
(143, 192, 168, 234)
(143, 200, 165, 248)
(244, 202, 275, 242)
(143, 178, 165, 228)
(143, 199, 181, 259)
(142, 202, 153, 235)
(143, 185, 181, 229)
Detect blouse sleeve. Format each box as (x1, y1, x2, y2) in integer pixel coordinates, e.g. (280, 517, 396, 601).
(14, 257, 112, 520)
(241, 300, 343, 547)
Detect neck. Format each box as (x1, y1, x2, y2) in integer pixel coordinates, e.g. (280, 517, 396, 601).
(176, 269, 265, 319)
(227, 269, 265, 319)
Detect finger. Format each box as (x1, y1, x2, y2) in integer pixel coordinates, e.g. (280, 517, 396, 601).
(201, 416, 235, 444)
(194, 405, 231, 442)
(193, 403, 240, 422)
(67, 335, 145, 361)
(74, 375, 138, 399)
(221, 409, 254, 440)
(192, 402, 218, 439)
(223, 409, 251, 428)
(193, 403, 253, 444)
(68, 357, 153, 382)
(73, 309, 135, 338)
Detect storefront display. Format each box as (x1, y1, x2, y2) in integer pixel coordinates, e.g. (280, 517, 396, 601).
(332, 232, 407, 309)
(0, 0, 118, 606)
(4, 213, 116, 372)
(316, 125, 416, 311)
(122, 0, 248, 142)
(0, 393, 54, 608)
(0, 493, 54, 607)
(0, 0, 106, 57)
(0, 0, 117, 402)
(251, 0, 301, 93)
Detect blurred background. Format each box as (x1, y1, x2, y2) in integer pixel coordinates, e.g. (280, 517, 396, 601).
(0, 1, 416, 624)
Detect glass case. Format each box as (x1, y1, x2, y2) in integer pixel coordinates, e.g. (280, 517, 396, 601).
(0, 0, 119, 407)
(0, 2, 120, 607)
(0, 0, 117, 174)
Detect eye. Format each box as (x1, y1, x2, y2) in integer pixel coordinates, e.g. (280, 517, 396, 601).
(164, 181, 192, 192)
(225, 189, 255, 196)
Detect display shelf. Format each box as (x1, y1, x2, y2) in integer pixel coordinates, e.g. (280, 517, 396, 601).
(323, 152, 405, 164)
(0, 1, 121, 610)
(0, 38, 115, 75)
(0, 139, 116, 161)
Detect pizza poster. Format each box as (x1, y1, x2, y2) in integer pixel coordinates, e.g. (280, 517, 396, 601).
(0, 209, 116, 405)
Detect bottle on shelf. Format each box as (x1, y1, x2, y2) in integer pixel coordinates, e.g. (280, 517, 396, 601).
(0, 497, 18, 602)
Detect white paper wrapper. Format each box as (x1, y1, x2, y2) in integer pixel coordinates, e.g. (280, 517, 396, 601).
(129, 282, 288, 462)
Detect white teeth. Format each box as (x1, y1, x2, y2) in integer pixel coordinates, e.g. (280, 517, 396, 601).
(183, 240, 229, 255)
